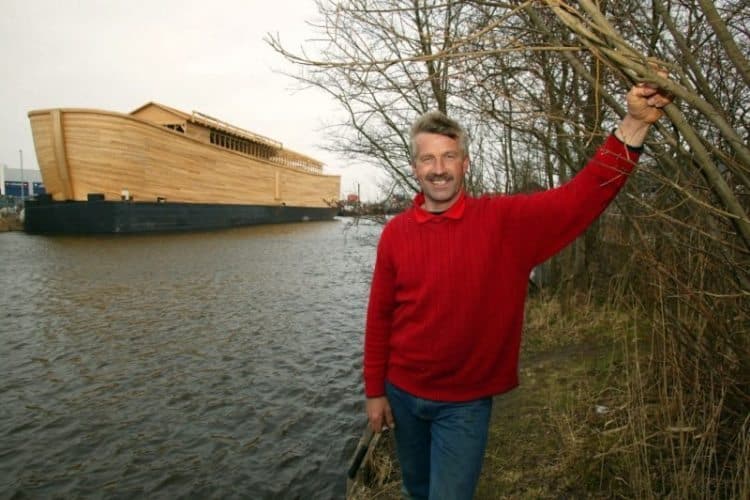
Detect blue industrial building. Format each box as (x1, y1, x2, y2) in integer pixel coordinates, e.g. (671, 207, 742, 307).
(1, 165, 44, 198)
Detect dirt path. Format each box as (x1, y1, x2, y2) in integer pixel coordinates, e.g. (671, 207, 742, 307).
(476, 343, 613, 498)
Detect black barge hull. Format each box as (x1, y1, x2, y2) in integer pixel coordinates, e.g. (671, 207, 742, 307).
(24, 198, 338, 234)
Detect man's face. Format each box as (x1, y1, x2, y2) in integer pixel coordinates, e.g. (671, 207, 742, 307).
(412, 132, 469, 212)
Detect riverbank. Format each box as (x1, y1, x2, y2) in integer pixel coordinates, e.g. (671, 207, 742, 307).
(0, 213, 23, 232)
(348, 295, 632, 499)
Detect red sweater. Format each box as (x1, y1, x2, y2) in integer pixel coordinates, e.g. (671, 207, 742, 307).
(364, 135, 641, 401)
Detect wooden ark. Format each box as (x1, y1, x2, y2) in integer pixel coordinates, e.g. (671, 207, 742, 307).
(24, 103, 341, 233)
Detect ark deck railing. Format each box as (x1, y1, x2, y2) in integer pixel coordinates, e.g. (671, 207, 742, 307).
(191, 111, 281, 149)
(192, 111, 325, 175)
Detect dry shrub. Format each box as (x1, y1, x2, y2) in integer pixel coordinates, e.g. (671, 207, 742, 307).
(563, 186, 750, 498)
(347, 431, 401, 500)
(523, 290, 633, 352)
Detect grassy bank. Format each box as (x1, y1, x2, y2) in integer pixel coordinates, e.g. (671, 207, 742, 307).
(350, 284, 748, 499)
(476, 298, 628, 498)
(349, 294, 634, 499)
(0, 213, 23, 232)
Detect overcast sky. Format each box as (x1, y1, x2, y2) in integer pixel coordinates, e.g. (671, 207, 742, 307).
(0, 0, 386, 201)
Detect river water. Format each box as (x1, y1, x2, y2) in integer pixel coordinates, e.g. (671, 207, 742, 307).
(0, 219, 381, 499)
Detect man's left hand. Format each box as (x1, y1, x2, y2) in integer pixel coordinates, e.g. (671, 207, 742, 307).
(626, 79, 674, 125)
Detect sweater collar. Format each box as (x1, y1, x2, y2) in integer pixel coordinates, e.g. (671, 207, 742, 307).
(413, 191, 466, 223)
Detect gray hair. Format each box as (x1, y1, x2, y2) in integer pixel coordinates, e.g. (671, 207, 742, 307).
(409, 110, 469, 164)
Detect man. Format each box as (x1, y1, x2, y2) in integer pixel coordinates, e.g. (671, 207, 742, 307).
(363, 79, 673, 499)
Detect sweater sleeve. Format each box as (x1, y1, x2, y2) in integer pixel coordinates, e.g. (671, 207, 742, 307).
(363, 223, 397, 398)
(502, 134, 641, 270)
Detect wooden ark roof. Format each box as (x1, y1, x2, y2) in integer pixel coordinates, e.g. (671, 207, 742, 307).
(130, 101, 191, 121)
(130, 102, 286, 151)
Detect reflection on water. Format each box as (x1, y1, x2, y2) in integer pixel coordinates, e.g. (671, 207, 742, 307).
(0, 219, 380, 499)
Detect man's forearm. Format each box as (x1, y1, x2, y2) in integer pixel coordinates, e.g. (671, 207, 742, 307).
(615, 114, 651, 148)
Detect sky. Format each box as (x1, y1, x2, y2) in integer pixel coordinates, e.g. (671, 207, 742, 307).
(0, 0, 386, 201)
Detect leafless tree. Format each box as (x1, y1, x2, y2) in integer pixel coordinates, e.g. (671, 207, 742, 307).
(270, 0, 749, 496)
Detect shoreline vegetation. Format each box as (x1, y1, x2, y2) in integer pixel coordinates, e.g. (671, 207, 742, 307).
(348, 293, 630, 498)
(273, 4, 749, 497)
(348, 292, 749, 499)
(0, 212, 23, 232)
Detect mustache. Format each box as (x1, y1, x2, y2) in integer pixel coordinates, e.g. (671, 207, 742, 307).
(425, 173, 454, 182)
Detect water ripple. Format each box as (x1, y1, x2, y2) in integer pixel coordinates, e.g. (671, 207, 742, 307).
(0, 219, 380, 499)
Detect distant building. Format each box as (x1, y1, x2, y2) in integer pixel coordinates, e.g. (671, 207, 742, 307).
(1, 165, 44, 198)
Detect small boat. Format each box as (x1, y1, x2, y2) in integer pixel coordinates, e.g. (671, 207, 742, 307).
(24, 102, 340, 233)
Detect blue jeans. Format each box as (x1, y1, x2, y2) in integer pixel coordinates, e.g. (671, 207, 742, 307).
(385, 382, 492, 500)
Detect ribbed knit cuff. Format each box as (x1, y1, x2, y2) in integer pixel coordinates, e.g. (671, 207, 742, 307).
(365, 380, 385, 399)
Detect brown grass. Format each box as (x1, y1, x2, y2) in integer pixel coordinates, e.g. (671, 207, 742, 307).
(0, 213, 23, 232)
(348, 294, 634, 499)
(348, 283, 749, 499)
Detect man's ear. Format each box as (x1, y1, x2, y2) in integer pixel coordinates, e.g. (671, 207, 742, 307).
(462, 156, 470, 174)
